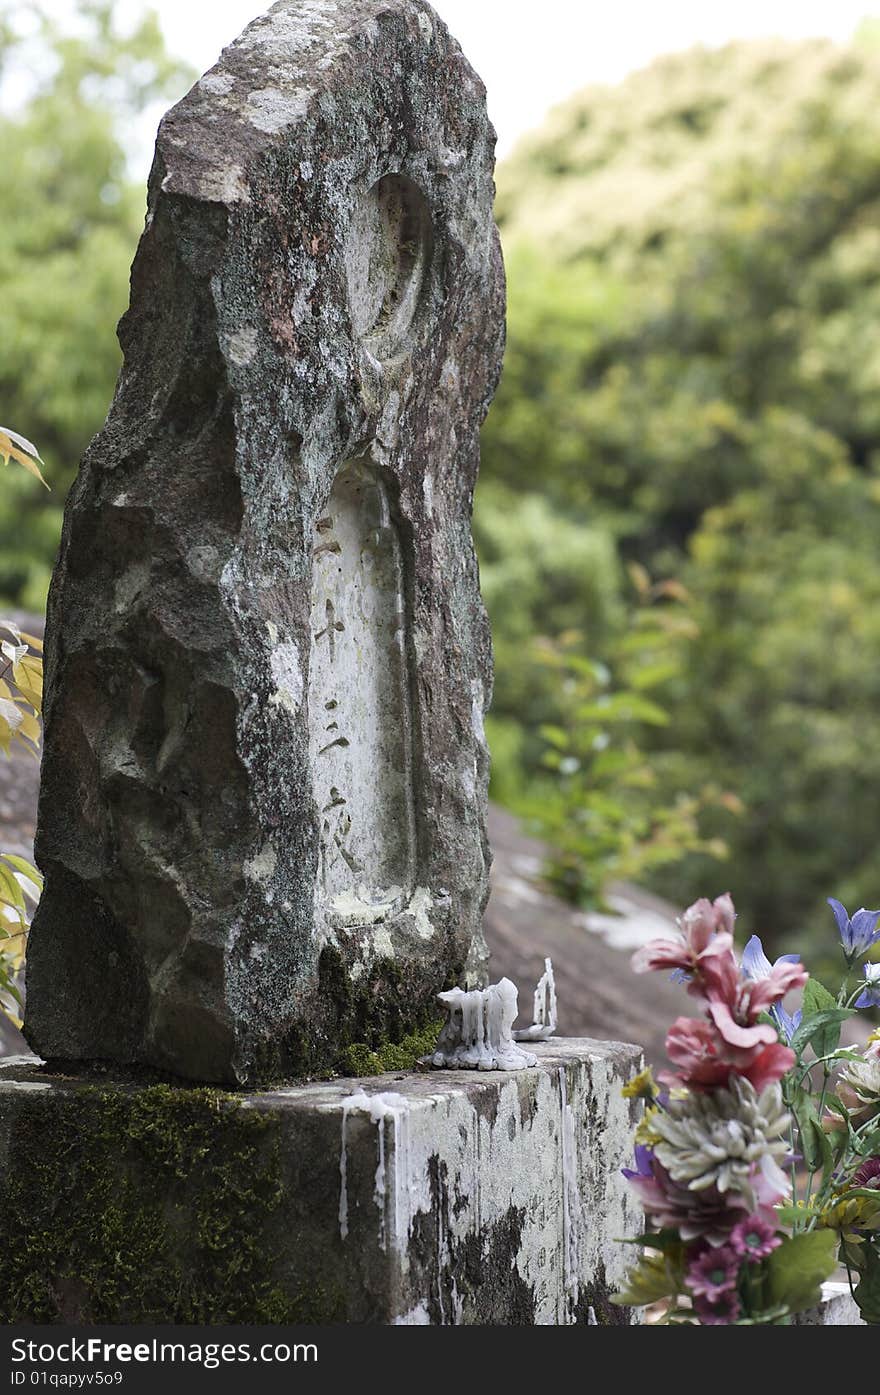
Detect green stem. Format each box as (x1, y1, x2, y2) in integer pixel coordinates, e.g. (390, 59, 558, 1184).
(788, 1119, 802, 1230)
(804, 1065, 832, 1213)
(794, 1046, 859, 1088)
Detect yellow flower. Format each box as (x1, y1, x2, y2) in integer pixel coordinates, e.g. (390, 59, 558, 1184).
(622, 1066, 658, 1101)
(635, 1104, 663, 1147)
(816, 1191, 880, 1235)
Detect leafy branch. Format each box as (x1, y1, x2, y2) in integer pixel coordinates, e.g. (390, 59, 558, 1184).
(0, 425, 46, 1026)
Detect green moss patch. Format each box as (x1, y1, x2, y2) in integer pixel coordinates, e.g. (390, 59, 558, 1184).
(0, 1083, 343, 1323)
(263, 946, 450, 1084)
(339, 1020, 442, 1077)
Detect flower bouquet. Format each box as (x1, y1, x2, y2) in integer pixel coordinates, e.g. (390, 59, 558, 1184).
(614, 894, 880, 1324)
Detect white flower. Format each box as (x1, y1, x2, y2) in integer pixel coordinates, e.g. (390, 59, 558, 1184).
(652, 1077, 790, 1209)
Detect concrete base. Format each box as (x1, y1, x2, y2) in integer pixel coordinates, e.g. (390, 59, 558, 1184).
(0, 1039, 643, 1325)
(794, 1281, 866, 1325)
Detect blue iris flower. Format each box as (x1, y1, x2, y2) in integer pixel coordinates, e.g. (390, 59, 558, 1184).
(621, 1144, 654, 1181)
(741, 934, 801, 982)
(855, 963, 880, 1010)
(772, 1002, 803, 1045)
(741, 934, 803, 1043)
(828, 899, 880, 959)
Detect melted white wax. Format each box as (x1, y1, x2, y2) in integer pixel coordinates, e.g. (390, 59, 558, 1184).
(429, 977, 538, 1071)
(513, 957, 557, 1042)
(558, 1066, 582, 1307)
(337, 1087, 463, 1321)
(338, 1090, 412, 1250)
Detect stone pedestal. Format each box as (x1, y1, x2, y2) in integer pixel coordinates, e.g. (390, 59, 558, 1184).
(0, 1039, 641, 1325)
(794, 1281, 866, 1326)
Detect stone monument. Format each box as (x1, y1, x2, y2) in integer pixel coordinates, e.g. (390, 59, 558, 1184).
(25, 0, 504, 1086)
(1, 1, 645, 1325)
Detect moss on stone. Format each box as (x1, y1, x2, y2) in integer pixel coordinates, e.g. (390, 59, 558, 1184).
(340, 1019, 441, 1077)
(261, 945, 450, 1085)
(0, 1082, 345, 1324)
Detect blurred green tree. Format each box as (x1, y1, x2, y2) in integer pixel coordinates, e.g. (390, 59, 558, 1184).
(0, 1, 191, 607)
(483, 38, 880, 947)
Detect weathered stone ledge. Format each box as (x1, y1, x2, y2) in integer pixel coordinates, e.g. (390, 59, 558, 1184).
(0, 1038, 642, 1324)
(794, 1281, 867, 1325)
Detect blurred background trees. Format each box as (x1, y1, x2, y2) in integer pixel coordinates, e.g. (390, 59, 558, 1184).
(479, 34, 880, 959)
(4, 3, 880, 958)
(0, 0, 190, 607)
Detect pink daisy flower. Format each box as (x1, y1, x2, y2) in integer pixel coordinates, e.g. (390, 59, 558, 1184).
(694, 1288, 742, 1325)
(687, 1245, 740, 1302)
(729, 1214, 782, 1260)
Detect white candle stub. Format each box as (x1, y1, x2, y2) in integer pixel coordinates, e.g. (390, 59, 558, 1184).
(426, 976, 538, 1070)
(513, 957, 557, 1042)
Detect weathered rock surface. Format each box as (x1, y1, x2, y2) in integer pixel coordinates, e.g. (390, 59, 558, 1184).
(0, 1040, 642, 1324)
(794, 1281, 866, 1325)
(25, 1, 505, 1085)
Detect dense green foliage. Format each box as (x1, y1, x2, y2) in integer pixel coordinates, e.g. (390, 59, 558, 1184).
(0, 1, 191, 607)
(4, 7, 880, 952)
(0, 440, 46, 1024)
(478, 36, 880, 950)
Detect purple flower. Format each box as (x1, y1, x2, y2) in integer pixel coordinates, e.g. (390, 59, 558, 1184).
(741, 935, 801, 983)
(741, 934, 803, 1042)
(855, 963, 880, 1010)
(694, 1288, 742, 1325)
(852, 1155, 880, 1189)
(828, 898, 880, 959)
(729, 1214, 781, 1260)
(687, 1246, 740, 1302)
(773, 1003, 803, 1045)
(621, 1144, 655, 1181)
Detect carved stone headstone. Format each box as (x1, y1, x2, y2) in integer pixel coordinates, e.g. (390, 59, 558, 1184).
(25, 0, 504, 1085)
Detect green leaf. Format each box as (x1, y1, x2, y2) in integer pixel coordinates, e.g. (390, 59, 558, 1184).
(611, 1249, 683, 1306)
(790, 1007, 852, 1059)
(2, 980, 21, 1008)
(628, 659, 680, 691)
(617, 1229, 682, 1252)
(793, 1093, 824, 1171)
(0, 865, 25, 914)
(775, 1204, 824, 1224)
(802, 978, 837, 1015)
(0, 853, 42, 888)
(766, 1231, 838, 1315)
(856, 1127, 880, 1156)
(539, 726, 570, 752)
(815, 1118, 835, 1185)
(853, 1244, 880, 1326)
(733, 1304, 792, 1325)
